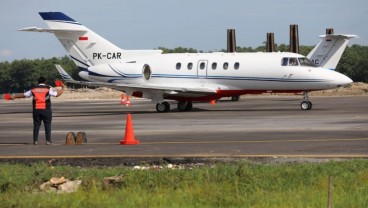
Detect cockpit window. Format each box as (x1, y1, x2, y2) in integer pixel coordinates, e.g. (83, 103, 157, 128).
(298, 58, 317, 67)
(289, 58, 298, 66)
(282, 57, 317, 67)
(281, 58, 288, 66)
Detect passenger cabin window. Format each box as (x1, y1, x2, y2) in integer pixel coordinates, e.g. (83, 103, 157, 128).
(223, 62, 229, 70)
(187, 62, 193, 70)
(200, 62, 206, 70)
(234, 62, 239, 70)
(212, 62, 217, 70)
(176, 62, 181, 70)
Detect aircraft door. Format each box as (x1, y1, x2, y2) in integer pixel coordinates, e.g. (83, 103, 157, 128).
(197, 60, 208, 78)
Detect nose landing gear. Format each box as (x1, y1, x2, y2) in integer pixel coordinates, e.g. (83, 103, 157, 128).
(300, 91, 312, 110)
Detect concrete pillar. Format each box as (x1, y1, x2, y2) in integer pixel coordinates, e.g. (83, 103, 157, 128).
(227, 29, 236, 52)
(266, 33, 275, 52)
(289, 24, 299, 53)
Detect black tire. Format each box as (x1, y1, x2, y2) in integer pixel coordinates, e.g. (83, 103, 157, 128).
(231, 96, 240, 102)
(185, 101, 193, 111)
(178, 101, 193, 111)
(307, 101, 313, 110)
(300, 101, 312, 110)
(156, 102, 170, 112)
(177, 101, 187, 111)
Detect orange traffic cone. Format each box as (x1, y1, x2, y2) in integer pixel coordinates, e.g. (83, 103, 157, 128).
(120, 113, 139, 145)
(120, 94, 126, 105)
(126, 95, 131, 107)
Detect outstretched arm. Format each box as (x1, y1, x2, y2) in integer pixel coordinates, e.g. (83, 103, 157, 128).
(55, 82, 65, 97)
(11, 93, 26, 100)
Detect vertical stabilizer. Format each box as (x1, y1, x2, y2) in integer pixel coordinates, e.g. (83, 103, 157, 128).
(38, 12, 123, 68)
(20, 12, 163, 70)
(307, 34, 357, 70)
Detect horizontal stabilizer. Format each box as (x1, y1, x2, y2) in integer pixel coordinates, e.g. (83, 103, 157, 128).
(318, 34, 357, 39)
(55, 65, 75, 82)
(19, 27, 87, 33)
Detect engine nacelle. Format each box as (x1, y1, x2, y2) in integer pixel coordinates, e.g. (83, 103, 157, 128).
(78, 71, 91, 81)
(87, 63, 149, 80)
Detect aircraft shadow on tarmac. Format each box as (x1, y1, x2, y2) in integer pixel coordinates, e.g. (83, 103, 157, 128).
(54, 111, 123, 117)
(117, 107, 306, 115)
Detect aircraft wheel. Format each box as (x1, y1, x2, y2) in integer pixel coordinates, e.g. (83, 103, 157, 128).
(178, 101, 193, 111)
(156, 102, 170, 112)
(300, 101, 312, 110)
(178, 102, 187, 111)
(185, 101, 193, 111)
(231, 96, 240, 102)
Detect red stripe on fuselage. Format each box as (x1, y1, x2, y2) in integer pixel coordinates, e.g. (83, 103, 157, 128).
(129, 89, 322, 102)
(164, 89, 317, 102)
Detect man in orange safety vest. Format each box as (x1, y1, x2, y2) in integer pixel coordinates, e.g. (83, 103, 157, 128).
(11, 77, 65, 145)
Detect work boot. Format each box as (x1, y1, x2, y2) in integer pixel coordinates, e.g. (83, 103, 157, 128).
(33, 141, 38, 145)
(45, 141, 53, 145)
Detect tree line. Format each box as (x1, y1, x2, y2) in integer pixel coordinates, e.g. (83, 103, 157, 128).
(1, 45, 367, 93)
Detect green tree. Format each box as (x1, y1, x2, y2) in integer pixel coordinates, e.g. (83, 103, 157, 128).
(158, 47, 198, 53)
(0, 61, 12, 93)
(337, 45, 368, 82)
(0, 56, 77, 93)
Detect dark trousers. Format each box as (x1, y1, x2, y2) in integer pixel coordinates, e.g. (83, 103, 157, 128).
(33, 109, 52, 142)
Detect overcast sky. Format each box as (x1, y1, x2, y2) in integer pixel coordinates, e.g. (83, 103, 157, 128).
(0, 0, 367, 62)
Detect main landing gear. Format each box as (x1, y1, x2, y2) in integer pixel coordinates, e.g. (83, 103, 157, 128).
(177, 101, 193, 112)
(231, 95, 240, 102)
(156, 101, 170, 112)
(156, 101, 193, 112)
(300, 91, 312, 110)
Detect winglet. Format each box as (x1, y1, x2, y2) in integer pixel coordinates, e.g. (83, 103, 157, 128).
(55, 65, 74, 82)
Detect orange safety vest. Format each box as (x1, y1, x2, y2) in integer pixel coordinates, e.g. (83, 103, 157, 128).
(31, 85, 51, 110)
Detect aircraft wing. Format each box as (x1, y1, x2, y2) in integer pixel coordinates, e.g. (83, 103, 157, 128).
(55, 65, 216, 96)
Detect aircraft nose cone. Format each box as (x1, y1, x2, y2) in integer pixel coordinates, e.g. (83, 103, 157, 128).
(334, 73, 353, 87)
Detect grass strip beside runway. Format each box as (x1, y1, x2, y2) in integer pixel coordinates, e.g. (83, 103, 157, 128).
(0, 160, 367, 207)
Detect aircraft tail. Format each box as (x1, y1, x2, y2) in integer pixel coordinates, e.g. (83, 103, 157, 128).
(307, 34, 357, 70)
(20, 12, 162, 69)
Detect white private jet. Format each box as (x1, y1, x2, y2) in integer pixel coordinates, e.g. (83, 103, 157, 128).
(20, 12, 355, 112)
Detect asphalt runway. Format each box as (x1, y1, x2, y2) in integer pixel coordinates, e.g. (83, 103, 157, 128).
(0, 96, 367, 160)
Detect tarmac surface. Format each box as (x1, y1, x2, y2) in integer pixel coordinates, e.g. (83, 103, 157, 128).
(0, 96, 367, 163)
